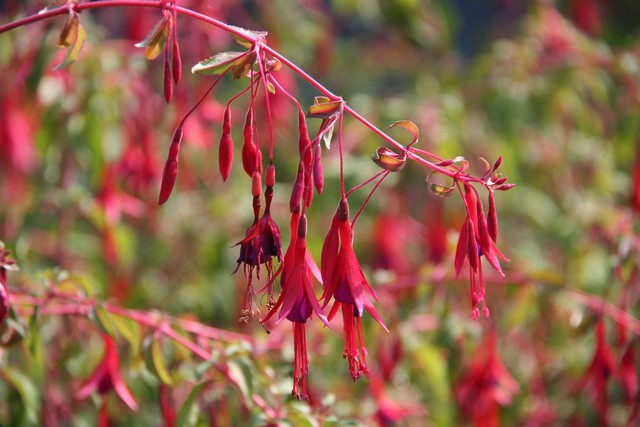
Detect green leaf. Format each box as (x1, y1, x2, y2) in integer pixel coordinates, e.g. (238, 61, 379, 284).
(229, 25, 267, 48)
(389, 120, 419, 146)
(54, 18, 86, 71)
(151, 336, 174, 385)
(430, 183, 455, 197)
(191, 51, 251, 77)
(134, 16, 171, 60)
(177, 381, 212, 427)
(111, 314, 141, 357)
(56, 12, 79, 48)
(2, 367, 41, 425)
(89, 303, 118, 338)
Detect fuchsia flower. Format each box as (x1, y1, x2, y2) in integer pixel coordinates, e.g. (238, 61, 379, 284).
(76, 334, 138, 419)
(235, 166, 283, 320)
(261, 212, 329, 401)
(583, 320, 616, 425)
(0, 244, 17, 325)
(456, 332, 519, 427)
(321, 198, 388, 381)
(454, 158, 511, 319)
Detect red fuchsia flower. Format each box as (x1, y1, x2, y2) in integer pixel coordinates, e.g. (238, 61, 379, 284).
(235, 167, 283, 320)
(321, 197, 388, 381)
(456, 332, 519, 427)
(261, 213, 329, 401)
(76, 334, 138, 419)
(582, 320, 616, 425)
(455, 161, 511, 319)
(0, 243, 17, 325)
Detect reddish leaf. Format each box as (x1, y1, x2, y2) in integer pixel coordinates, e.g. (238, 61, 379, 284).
(371, 147, 406, 172)
(306, 98, 342, 119)
(219, 106, 233, 182)
(54, 13, 86, 71)
(158, 126, 183, 205)
(389, 120, 419, 147)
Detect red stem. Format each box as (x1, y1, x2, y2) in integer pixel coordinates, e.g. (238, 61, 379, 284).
(0, 0, 473, 182)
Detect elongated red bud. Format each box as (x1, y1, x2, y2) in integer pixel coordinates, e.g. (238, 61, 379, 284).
(0, 269, 8, 326)
(163, 49, 173, 103)
(463, 184, 477, 231)
(219, 106, 233, 182)
(241, 108, 257, 176)
(454, 218, 469, 279)
(476, 197, 492, 257)
(251, 171, 262, 197)
(495, 183, 515, 191)
(290, 161, 305, 212)
(313, 145, 324, 194)
(171, 33, 181, 85)
(298, 110, 311, 155)
(487, 191, 498, 242)
(467, 218, 479, 271)
(492, 156, 503, 172)
(158, 125, 183, 205)
(266, 163, 276, 187)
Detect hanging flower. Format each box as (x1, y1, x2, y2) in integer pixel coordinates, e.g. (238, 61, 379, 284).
(261, 213, 329, 401)
(321, 198, 388, 381)
(456, 332, 519, 427)
(454, 184, 509, 319)
(235, 169, 283, 321)
(76, 334, 138, 417)
(0, 243, 17, 325)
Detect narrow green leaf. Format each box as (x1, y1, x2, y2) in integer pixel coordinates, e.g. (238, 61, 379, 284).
(191, 51, 249, 76)
(54, 21, 85, 71)
(111, 314, 141, 357)
(229, 25, 267, 48)
(151, 336, 174, 385)
(2, 367, 41, 425)
(134, 16, 170, 60)
(227, 360, 250, 403)
(177, 381, 212, 427)
(89, 304, 118, 338)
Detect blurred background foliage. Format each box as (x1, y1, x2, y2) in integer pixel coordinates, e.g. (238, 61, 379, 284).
(0, 0, 639, 425)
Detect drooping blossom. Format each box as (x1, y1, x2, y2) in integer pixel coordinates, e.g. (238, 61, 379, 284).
(582, 320, 616, 426)
(455, 160, 511, 319)
(76, 334, 138, 421)
(321, 197, 388, 381)
(0, 243, 17, 325)
(456, 332, 519, 427)
(235, 166, 283, 320)
(261, 212, 329, 401)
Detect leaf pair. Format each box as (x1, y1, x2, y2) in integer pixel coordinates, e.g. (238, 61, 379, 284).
(55, 12, 86, 71)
